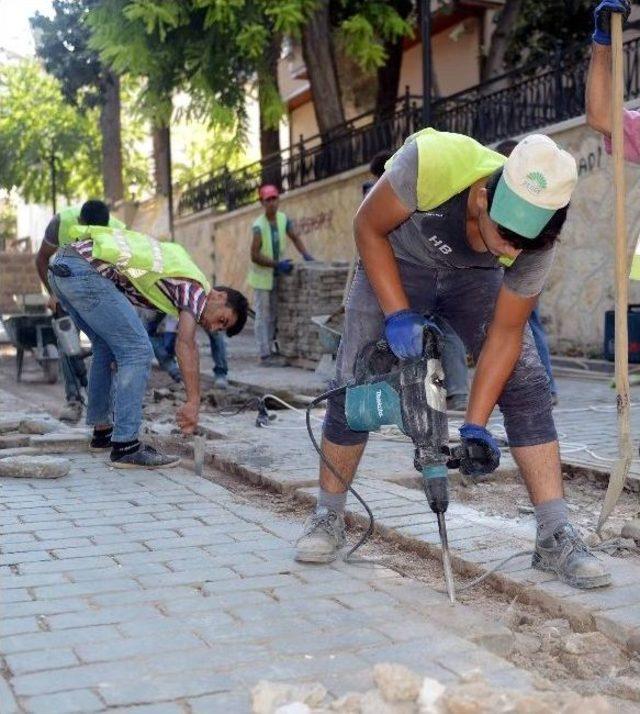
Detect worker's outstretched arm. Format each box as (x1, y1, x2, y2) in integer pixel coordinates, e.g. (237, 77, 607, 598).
(353, 176, 413, 315)
(586, 43, 612, 135)
(466, 285, 537, 427)
(175, 310, 200, 434)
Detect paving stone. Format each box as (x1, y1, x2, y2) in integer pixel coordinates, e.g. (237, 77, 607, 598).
(23, 689, 105, 714)
(75, 631, 205, 663)
(6, 647, 79, 675)
(0, 624, 124, 655)
(188, 690, 251, 713)
(0, 616, 41, 637)
(0, 455, 70, 479)
(46, 605, 165, 631)
(0, 673, 20, 714)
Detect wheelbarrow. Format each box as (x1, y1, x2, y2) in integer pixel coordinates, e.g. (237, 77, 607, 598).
(2, 314, 59, 383)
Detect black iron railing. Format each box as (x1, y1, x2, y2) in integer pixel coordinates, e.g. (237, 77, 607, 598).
(177, 37, 640, 218)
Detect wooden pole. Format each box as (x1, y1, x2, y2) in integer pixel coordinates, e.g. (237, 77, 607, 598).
(597, 13, 633, 533)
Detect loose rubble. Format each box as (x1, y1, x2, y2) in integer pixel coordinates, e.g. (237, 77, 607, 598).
(251, 665, 613, 714)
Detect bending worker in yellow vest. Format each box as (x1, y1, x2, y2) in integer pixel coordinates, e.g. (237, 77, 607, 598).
(248, 184, 314, 365)
(43, 224, 248, 469)
(296, 129, 612, 590)
(35, 201, 125, 424)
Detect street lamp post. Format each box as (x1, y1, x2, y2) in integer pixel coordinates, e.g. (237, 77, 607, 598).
(421, 0, 432, 128)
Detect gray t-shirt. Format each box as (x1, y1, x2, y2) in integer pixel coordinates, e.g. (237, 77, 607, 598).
(385, 141, 555, 297)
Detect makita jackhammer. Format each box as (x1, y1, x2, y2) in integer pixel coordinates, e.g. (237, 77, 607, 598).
(306, 325, 470, 604)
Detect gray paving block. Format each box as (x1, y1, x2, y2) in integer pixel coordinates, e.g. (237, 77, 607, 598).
(6, 647, 79, 675)
(17, 555, 116, 575)
(46, 605, 165, 630)
(1, 623, 123, 655)
(23, 688, 106, 714)
(1, 588, 33, 604)
(188, 690, 251, 713)
(0, 616, 41, 637)
(109, 704, 184, 714)
(0, 673, 20, 714)
(32, 578, 142, 600)
(75, 631, 205, 663)
(3, 598, 89, 619)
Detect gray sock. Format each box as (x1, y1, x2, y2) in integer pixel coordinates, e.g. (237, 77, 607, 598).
(535, 498, 568, 541)
(316, 488, 347, 514)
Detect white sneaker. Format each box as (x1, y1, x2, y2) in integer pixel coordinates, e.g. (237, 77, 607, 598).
(295, 509, 346, 563)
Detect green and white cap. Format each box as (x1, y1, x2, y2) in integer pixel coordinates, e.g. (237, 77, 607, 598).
(489, 134, 577, 239)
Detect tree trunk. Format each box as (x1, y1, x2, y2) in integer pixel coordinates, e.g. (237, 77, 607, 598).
(301, 0, 345, 136)
(374, 37, 404, 121)
(152, 123, 171, 196)
(258, 34, 282, 188)
(482, 0, 523, 80)
(99, 70, 124, 204)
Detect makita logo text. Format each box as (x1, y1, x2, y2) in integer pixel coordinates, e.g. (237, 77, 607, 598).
(375, 389, 384, 418)
(428, 235, 452, 255)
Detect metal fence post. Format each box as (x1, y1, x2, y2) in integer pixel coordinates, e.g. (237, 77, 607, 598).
(554, 42, 565, 122)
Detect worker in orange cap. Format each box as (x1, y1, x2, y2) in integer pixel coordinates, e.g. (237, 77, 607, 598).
(248, 184, 314, 365)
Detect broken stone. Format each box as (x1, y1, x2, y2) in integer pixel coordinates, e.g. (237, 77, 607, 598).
(0, 433, 30, 449)
(19, 418, 60, 435)
(29, 433, 88, 451)
(513, 632, 542, 655)
(0, 455, 70, 479)
(251, 681, 327, 714)
(417, 677, 446, 714)
(373, 663, 422, 703)
(621, 518, 640, 543)
(0, 416, 24, 433)
(274, 704, 312, 714)
(153, 388, 171, 402)
(330, 692, 363, 713)
(562, 632, 610, 655)
(359, 689, 414, 714)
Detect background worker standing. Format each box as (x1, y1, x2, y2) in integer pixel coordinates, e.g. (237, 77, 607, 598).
(47, 224, 248, 469)
(35, 200, 125, 423)
(248, 184, 314, 366)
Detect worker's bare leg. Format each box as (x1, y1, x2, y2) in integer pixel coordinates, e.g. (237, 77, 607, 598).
(319, 437, 367, 493)
(511, 441, 563, 504)
(295, 437, 367, 563)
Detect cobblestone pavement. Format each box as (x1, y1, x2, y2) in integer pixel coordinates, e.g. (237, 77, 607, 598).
(1, 450, 546, 714)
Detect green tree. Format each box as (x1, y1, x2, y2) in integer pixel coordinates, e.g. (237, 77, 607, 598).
(31, 0, 125, 204)
(0, 60, 102, 207)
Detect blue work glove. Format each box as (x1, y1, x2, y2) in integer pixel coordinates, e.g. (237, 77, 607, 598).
(593, 0, 630, 45)
(384, 309, 439, 360)
(302, 252, 315, 262)
(275, 259, 293, 275)
(457, 423, 501, 477)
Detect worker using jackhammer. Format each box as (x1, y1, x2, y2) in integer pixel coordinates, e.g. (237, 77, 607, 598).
(44, 223, 248, 469)
(295, 128, 612, 589)
(35, 200, 125, 423)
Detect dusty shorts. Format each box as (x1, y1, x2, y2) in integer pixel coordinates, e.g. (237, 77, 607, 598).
(323, 259, 556, 448)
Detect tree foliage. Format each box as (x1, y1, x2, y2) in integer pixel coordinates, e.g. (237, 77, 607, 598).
(0, 61, 102, 204)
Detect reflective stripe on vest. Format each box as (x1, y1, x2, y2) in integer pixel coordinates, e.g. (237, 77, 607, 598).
(247, 211, 288, 291)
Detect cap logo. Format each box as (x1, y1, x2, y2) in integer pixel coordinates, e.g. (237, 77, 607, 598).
(522, 170, 547, 195)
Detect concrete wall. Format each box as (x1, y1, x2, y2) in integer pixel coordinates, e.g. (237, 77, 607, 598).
(129, 113, 640, 357)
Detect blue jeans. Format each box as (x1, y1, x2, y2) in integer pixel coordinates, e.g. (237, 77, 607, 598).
(48, 247, 154, 441)
(209, 331, 228, 376)
(436, 317, 468, 398)
(529, 307, 556, 395)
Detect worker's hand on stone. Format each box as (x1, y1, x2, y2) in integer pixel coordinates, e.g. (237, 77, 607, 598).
(593, 0, 630, 45)
(275, 259, 294, 275)
(384, 310, 440, 360)
(176, 401, 199, 435)
(457, 423, 501, 477)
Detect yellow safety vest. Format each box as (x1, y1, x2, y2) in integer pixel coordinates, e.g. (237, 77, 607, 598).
(58, 206, 125, 246)
(248, 212, 288, 291)
(386, 128, 506, 211)
(68, 225, 211, 316)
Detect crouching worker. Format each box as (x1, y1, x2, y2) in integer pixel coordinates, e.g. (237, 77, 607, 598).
(48, 225, 248, 469)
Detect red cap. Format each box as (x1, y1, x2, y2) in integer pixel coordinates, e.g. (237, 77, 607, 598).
(259, 184, 279, 200)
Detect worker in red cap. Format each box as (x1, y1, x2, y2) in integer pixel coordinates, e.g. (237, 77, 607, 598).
(248, 184, 314, 365)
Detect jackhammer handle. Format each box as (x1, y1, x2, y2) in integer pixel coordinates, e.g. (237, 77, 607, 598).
(445, 443, 485, 470)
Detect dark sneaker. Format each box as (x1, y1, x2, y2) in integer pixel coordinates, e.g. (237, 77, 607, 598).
(110, 444, 180, 470)
(532, 523, 611, 589)
(260, 354, 287, 367)
(90, 429, 113, 451)
(295, 509, 346, 563)
(59, 400, 83, 424)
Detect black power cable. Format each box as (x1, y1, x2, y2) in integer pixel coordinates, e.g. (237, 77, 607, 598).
(305, 386, 375, 560)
